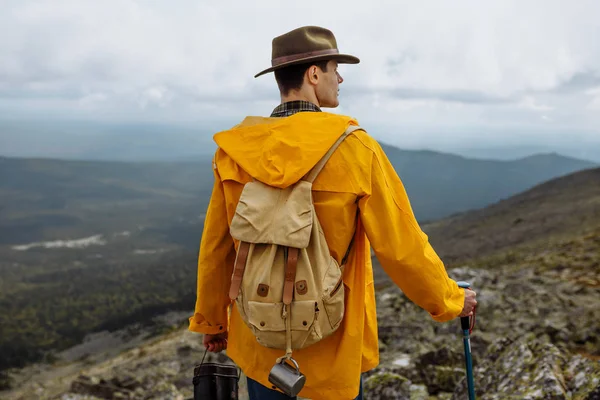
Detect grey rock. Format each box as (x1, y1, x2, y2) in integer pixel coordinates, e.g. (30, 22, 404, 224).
(144, 381, 184, 400)
(364, 372, 412, 400)
(388, 363, 422, 385)
(415, 348, 463, 370)
(564, 355, 600, 399)
(420, 365, 464, 395)
(452, 336, 600, 400)
(407, 384, 429, 400)
(70, 375, 133, 399)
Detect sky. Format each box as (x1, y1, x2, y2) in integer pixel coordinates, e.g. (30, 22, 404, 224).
(1, 0, 600, 160)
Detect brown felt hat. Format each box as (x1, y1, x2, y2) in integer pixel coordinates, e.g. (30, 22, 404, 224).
(254, 26, 360, 78)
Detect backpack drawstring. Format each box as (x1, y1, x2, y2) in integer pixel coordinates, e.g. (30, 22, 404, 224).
(276, 303, 294, 363)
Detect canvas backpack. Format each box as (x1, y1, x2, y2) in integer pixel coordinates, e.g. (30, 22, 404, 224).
(227, 125, 362, 363)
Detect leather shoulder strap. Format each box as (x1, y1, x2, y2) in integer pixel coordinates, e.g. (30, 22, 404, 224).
(303, 125, 363, 183)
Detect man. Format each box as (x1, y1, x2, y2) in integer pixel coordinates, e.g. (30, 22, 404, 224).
(189, 26, 477, 400)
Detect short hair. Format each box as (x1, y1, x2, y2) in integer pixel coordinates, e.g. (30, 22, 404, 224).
(274, 60, 329, 96)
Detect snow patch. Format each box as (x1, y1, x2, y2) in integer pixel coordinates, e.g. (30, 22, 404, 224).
(12, 235, 106, 251)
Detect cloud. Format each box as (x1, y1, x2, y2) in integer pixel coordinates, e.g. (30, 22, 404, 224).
(78, 92, 107, 108)
(518, 96, 554, 112)
(138, 87, 172, 109)
(549, 72, 600, 94)
(0, 0, 599, 151)
(344, 85, 512, 104)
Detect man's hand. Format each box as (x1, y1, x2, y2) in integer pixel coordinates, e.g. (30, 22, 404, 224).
(203, 332, 228, 353)
(459, 288, 477, 317)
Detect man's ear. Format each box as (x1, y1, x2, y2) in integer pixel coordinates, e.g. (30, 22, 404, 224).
(307, 65, 319, 85)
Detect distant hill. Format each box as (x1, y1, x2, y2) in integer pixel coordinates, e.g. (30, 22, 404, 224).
(0, 147, 595, 245)
(379, 143, 597, 221)
(0, 156, 214, 245)
(421, 166, 600, 264)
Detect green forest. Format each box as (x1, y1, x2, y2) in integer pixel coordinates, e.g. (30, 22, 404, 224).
(0, 249, 197, 374)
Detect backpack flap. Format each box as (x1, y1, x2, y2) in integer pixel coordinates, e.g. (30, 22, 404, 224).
(230, 180, 314, 249)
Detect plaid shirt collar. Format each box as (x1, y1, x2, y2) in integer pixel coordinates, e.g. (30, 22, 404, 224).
(270, 100, 321, 117)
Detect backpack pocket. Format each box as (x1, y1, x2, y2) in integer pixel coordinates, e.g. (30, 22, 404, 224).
(320, 256, 345, 331)
(322, 278, 345, 331)
(246, 300, 318, 349)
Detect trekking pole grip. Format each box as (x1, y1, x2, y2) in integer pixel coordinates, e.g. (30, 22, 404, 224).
(457, 281, 472, 330)
(457, 280, 477, 400)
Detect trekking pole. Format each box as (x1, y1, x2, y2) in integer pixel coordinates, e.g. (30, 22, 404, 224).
(457, 281, 476, 400)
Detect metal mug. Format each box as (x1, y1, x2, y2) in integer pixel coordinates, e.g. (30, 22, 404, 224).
(268, 357, 306, 397)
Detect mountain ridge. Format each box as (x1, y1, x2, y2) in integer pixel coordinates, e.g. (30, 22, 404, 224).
(421, 166, 600, 265)
(1, 144, 596, 245)
(2, 147, 597, 164)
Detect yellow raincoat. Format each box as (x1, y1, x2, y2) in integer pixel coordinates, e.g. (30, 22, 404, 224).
(189, 111, 464, 399)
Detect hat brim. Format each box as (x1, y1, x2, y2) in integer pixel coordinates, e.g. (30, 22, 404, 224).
(254, 53, 360, 78)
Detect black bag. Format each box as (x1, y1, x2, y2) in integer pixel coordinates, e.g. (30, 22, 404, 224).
(193, 349, 240, 400)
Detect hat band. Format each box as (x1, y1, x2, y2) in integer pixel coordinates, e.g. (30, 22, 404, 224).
(271, 48, 340, 67)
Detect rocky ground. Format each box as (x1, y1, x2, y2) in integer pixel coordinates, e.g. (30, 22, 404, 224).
(2, 230, 599, 399)
(1, 325, 232, 400)
(365, 229, 600, 399)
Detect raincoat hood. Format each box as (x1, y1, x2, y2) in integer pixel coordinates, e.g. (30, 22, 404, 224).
(213, 112, 358, 188)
